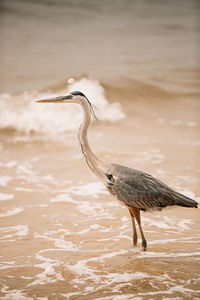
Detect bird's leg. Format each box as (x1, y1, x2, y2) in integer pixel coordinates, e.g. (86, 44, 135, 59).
(131, 207, 147, 251)
(128, 207, 138, 246)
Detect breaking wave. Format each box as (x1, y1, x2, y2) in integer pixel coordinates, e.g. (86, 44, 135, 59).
(0, 77, 125, 139)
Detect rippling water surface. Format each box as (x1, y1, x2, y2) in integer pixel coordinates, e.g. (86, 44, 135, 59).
(0, 0, 200, 299)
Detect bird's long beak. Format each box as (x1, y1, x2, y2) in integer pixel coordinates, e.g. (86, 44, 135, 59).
(35, 95, 72, 103)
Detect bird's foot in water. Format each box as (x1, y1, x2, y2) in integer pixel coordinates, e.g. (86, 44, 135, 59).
(142, 239, 147, 251)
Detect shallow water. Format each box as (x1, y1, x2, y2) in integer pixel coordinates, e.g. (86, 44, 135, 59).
(0, 140, 199, 299)
(0, 0, 200, 299)
(0, 79, 200, 298)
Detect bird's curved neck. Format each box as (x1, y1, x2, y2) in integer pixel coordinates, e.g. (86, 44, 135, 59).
(78, 101, 105, 179)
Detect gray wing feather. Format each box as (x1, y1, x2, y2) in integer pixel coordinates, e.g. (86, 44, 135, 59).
(110, 165, 198, 210)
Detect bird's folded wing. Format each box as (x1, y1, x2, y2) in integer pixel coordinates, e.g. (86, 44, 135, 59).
(111, 172, 175, 210)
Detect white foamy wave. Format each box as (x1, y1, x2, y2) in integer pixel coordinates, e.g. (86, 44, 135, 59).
(0, 207, 24, 218)
(0, 193, 14, 201)
(0, 176, 13, 187)
(0, 78, 125, 138)
(0, 286, 32, 300)
(0, 225, 29, 242)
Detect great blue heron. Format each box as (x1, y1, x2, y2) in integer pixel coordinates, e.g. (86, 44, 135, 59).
(36, 91, 198, 250)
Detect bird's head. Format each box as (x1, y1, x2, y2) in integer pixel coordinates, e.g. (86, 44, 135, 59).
(36, 91, 97, 119)
(36, 91, 88, 104)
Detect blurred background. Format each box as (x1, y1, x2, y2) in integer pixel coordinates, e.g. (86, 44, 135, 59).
(0, 0, 199, 93)
(0, 0, 200, 299)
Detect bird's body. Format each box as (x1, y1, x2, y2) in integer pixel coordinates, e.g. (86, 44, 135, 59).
(36, 91, 198, 250)
(107, 164, 197, 211)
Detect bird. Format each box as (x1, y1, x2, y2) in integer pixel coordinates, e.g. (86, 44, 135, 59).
(36, 91, 198, 251)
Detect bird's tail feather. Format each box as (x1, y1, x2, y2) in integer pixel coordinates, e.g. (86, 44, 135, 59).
(174, 192, 198, 208)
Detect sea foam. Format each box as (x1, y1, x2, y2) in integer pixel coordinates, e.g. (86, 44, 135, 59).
(0, 78, 125, 139)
